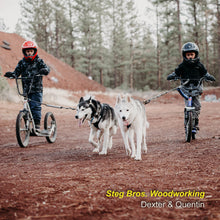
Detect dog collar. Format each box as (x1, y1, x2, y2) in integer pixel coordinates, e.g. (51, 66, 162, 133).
(90, 117, 94, 123)
(123, 120, 131, 129)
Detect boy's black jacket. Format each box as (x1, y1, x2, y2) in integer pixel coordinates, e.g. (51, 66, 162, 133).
(14, 55, 50, 94)
(175, 59, 207, 86)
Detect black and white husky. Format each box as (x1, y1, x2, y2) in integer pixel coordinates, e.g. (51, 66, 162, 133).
(75, 96, 118, 155)
(115, 94, 149, 160)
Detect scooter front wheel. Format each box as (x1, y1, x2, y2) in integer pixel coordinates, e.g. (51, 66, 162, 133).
(44, 112, 57, 143)
(16, 111, 30, 147)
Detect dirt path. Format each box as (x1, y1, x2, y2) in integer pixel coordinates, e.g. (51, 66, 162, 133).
(0, 100, 219, 220)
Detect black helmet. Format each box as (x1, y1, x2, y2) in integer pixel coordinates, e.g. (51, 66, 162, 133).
(182, 42, 199, 64)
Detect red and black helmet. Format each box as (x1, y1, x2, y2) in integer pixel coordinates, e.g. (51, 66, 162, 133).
(22, 41, 38, 61)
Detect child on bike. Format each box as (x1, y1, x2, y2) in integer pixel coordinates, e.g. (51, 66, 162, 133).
(4, 41, 50, 130)
(167, 42, 215, 130)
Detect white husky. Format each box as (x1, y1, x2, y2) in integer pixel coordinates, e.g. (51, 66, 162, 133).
(115, 95, 149, 160)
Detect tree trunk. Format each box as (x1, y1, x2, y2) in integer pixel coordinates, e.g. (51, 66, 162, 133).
(129, 39, 134, 90)
(55, 11, 59, 58)
(176, 0, 182, 61)
(98, 0, 103, 85)
(112, 0, 117, 88)
(193, 2, 199, 45)
(204, 1, 209, 71)
(217, 0, 220, 85)
(156, 3, 161, 89)
(68, 0, 75, 68)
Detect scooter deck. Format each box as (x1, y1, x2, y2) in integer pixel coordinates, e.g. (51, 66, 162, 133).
(30, 129, 50, 136)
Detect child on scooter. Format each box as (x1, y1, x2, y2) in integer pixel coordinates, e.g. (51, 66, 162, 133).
(4, 41, 50, 129)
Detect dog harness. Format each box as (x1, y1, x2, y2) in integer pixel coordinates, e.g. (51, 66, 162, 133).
(90, 104, 110, 129)
(93, 118, 102, 129)
(90, 103, 104, 129)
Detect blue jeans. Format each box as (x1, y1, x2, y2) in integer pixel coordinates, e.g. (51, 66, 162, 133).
(28, 92, 42, 123)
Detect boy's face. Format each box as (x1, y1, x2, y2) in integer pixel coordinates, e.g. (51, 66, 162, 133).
(185, 52, 196, 60)
(25, 49, 35, 56)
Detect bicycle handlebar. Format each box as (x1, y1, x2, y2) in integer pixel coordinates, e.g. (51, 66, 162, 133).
(15, 74, 44, 97)
(15, 74, 44, 79)
(172, 77, 209, 88)
(177, 77, 207, 100)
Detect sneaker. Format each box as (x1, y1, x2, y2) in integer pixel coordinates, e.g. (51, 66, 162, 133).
(34, 119, 41, 130)
(192, 128, 197, 133)
(195, 118, 199, 130)
(35, 124, 40, 130)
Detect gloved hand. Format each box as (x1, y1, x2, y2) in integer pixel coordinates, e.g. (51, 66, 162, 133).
(39, 68, 49, 75)
(167, 72, 178, 80)
(204, 73, 216, 81)
(4, 72, 15, 78)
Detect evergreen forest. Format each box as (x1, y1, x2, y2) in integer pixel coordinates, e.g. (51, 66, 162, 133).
(6, 0, 220, 90)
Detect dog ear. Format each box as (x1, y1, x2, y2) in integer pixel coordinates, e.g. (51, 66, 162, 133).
(79, 97, 84, 103)
(116, 95, 121, 104)
(125, 94, 131, 102)
(91, 99, 98, 107)
(127, 95, 131, 102)
(88, 96, 92, 103)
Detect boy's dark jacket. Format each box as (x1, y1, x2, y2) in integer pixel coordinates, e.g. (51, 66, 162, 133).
(175, 59, 207, 86)
(14, 55, 50, 93)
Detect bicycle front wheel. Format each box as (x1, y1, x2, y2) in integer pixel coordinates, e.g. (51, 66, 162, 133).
(44, 112, 57, 143)
(185, 111, 193, 142)
(16, 111, 30, 147)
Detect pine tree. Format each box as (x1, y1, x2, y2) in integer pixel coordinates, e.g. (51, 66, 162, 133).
(18, 0, 219, 89)
(20, 0, 53, 52)
(209, 0, 220, 85)
(134, 27, 157, 90)
(126, 0, 141, 90)
(74, 0, 99, 79)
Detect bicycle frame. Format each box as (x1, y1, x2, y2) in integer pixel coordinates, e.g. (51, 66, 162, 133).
(184, 93, 197, 136)
(183, 92, 196, 119)
(177, 77, 205, 141)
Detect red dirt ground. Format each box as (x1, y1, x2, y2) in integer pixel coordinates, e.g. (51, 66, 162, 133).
(0, 92, 219, 220)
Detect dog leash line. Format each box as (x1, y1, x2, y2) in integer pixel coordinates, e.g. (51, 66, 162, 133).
(27, 98, 76, 110)
(143, 86, 180, 105)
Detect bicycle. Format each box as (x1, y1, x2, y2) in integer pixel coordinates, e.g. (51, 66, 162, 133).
(143, 76, 213, 142)
(14, 75, 57, 147)
(176, 77, 206, 142)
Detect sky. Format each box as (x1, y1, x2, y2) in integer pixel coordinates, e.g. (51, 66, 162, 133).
(0, 0, 153, 33)
(0, 0, 22, 32)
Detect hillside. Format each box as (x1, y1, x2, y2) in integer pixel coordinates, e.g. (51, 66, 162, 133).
(0, 32, 105, 92)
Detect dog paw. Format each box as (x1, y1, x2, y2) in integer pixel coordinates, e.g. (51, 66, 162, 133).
(108, 144, 112, 150)
(92, 148, 99, 153)
(143, 148, 147, 154)
(135, 156, 142, 161)
(126, 149, 132, 156)
(131, 153, 136, 158)
(99, 151, 107, 155)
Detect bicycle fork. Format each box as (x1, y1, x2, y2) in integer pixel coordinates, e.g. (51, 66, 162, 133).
(184, 97, 196, 134)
